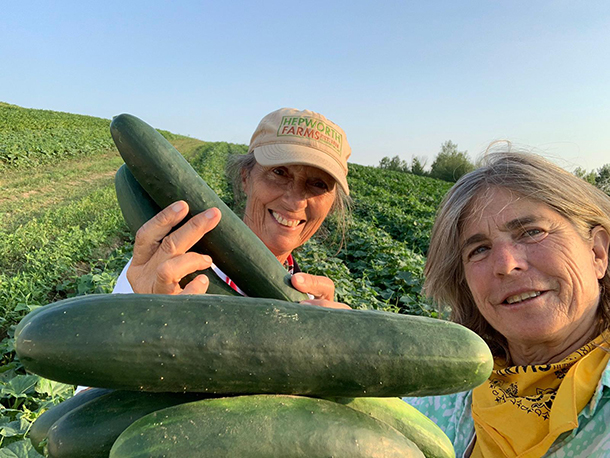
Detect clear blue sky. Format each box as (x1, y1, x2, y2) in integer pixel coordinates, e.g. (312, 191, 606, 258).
(3, 1, 610, 172)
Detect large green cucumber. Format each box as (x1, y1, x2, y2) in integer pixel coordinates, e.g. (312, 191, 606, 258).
(29, 388, 112, 454)
(114, 163, 240, 296)
(46, 390, 206, 458)
(109, 395, 425, 458)
(114, 162, 162, 239)
(110, 113, 307, 302)
(15, 305, 51, 340)
(15, 294, 493, 396)
(330, 397, 455, 458)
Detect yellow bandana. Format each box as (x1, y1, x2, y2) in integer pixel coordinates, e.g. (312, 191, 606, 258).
(470, 332, 610, 458)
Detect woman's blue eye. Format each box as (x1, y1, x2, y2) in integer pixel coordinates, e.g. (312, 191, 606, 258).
(469, 246, 488, 258)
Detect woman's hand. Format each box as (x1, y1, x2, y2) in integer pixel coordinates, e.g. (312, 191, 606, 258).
(127, 201, 222, 295)
(291, 272, 352, 310)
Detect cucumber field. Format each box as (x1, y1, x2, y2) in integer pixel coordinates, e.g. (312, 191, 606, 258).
(0, 101, 453, 455)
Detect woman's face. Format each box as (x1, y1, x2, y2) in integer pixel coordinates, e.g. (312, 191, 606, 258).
(242, 163, 337, 262)
(460, 187, 609, 354)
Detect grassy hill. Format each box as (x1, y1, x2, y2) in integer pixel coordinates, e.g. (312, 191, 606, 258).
(0, 102, 452, 454)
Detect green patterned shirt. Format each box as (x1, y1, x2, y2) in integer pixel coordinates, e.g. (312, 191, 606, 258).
(403, 360, 610, 457)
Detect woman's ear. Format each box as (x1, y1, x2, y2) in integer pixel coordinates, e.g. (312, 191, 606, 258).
(591, 226, 610, 279)
(241, 168, 250, 197)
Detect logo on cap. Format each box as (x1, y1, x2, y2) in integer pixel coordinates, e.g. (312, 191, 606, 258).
(277, 116, 343, 156)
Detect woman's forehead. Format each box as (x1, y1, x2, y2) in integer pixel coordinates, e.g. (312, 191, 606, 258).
(466, 188, 523, 216)
(460, 188, 542, 234)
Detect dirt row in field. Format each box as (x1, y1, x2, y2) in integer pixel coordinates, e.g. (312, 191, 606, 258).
(0, 138, 205, 229)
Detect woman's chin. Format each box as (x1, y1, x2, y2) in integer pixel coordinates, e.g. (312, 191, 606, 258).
(261, 235, 301, 259)
(504, 323, 574, 350)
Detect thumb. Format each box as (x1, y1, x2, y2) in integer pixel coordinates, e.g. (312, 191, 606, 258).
(180, 274, 210, 295)
(291, 273, 335, 301)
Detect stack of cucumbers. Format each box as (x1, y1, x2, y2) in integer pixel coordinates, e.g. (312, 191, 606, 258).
(15, 115, 493, 457)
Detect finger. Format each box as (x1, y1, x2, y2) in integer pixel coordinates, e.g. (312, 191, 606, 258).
(158, 207, 222, 258)
(291, 273, 335, 300)
(181, 274, 210, 295)
(154, 253, 214, 293)
(132, 201, 190, 265)
(300, 299, 352, 310)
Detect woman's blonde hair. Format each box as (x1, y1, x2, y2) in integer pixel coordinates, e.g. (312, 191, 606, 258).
(424, 151, 610, 359)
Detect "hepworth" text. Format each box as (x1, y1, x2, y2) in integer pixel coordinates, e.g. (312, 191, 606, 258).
(277, 116, 343, 155)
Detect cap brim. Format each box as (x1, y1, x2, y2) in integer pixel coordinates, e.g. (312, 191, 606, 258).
(253, 144, 349, 195)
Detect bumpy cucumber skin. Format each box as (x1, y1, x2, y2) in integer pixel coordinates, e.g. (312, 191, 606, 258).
(15, 294, 90, 341)
(114, 164, 240, 297)
(110, 114, 307, 302)
(46, 390, 205, 458)
(29, 388, 112, 454)
(15, 294, 493, 397)
(330, 397, 455, 458)
(109, 395, 425, 458)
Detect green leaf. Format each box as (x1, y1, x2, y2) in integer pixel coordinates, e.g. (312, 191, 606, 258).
(0, 419, 27, 438)
(1, 375, 39, 399)
(13, 303, 41, 314)
(0, 439, 44, 457)
(396, 270, 418, 285)
(35, 378, 73, 398)
(0, 362, 21, 380)
(0, 338, 15, 357)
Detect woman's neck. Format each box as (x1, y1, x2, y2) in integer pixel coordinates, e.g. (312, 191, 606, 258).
(507, 324, 599, 366)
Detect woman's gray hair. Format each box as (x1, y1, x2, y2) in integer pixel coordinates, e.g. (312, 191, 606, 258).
(424, 150, 610, 360)
(225, 152, 351, 248)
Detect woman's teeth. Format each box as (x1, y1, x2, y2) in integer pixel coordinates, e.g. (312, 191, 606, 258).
(272, 211, 301, 227)
(506, 291, 541, 304)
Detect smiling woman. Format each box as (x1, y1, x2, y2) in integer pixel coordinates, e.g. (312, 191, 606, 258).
(112, 108, 351, 308)
(404, 152, 610, 458)
(240, 162, 337, 263)
(460, 187, 608, 365)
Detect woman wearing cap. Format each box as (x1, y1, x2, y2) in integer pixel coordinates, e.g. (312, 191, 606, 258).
(113, 108, 351, 308)
(404, 151, 610, 457)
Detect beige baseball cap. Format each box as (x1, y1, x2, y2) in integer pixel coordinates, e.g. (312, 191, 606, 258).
(248, 108, 351, 195)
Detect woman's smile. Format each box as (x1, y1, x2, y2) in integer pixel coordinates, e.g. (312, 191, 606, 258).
(503, 290, 543, 305)
(270, 210, 305, 228)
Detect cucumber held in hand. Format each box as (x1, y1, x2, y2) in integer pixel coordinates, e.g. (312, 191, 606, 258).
(15, 293, 493, 397)
(110, 113, 306, 302)
(109, 395, 425, 458)
(114, 163, 162, 239)
(114, 163, 240, 297)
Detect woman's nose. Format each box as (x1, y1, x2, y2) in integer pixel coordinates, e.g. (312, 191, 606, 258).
(283, 181, 308, 208)
(492, 242, 527, 276)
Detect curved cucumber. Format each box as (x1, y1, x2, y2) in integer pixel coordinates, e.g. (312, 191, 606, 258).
(29, 388, 112, 454)
(109, 395, 425, 458)
(46, 390, 205, 458)
(15, 294, 493, 396)
(110, 113, 306, 301)
(114, 163, 239, 296)
(330, 397, 455, 458)
(114, 163, 162, 239)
